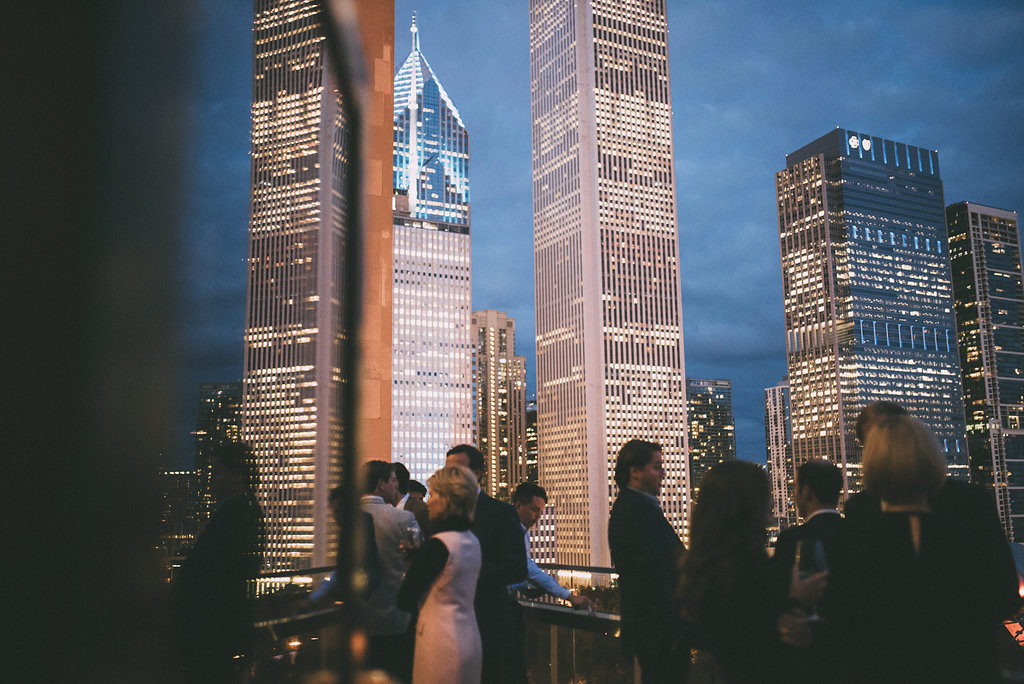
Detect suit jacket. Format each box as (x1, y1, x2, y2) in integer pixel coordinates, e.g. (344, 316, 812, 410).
(773, 511, 844, 586)
(361, 495, 419, 635)
(608, 487, 685, 657)
(471, 490, 528, 653)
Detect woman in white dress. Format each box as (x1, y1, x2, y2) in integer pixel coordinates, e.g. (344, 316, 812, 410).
(397, 465, 482, 683)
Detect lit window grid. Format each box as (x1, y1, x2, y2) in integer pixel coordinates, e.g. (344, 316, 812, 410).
(472, 311, 528, 502)
(948, 202, 1024, 540)
(764, 380, 797, 531)
(531, 0, 689, 564)
(243, 0, 346, 572)
(777, 130, 967, 496)
(391, 220, 473, 486)
(687, 378, 737, 497)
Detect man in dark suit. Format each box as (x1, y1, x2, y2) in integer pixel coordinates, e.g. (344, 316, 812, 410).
(608, 439, 688, 684)
(446, 444, 528, 684)
(773, 458, 844, 578)
(772, 458, 844, 678)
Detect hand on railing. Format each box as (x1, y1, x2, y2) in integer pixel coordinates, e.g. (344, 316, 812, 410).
(566, 593, 595, 614)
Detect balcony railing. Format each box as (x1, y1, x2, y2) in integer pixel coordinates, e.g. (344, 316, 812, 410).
(245, 563, 1024, 683)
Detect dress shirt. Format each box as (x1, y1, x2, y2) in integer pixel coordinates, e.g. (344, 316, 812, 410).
(508, 523, 570, 600)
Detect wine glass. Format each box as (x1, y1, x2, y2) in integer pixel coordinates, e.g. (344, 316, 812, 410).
(403, 522, 422, 552)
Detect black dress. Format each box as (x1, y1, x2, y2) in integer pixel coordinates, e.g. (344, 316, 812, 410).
(827, 511, 1015, 683)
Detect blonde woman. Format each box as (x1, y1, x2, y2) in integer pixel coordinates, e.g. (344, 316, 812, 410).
(828, 414, 1013, 683)
(397, 465, 481, 683)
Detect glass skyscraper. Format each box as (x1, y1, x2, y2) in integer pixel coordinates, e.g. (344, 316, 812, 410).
(530, 0, 689, 564)
(948, 201, 1023, 540)
(776, 128, 968, 495)
(391, 17, 473, 484)
(686, 378, 736, 498)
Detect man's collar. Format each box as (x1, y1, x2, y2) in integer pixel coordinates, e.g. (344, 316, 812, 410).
(805, 508, 840, 521)
(626, 486, 660, 506)
(398, 492, 410, 509)
(361, 494, 385, 504)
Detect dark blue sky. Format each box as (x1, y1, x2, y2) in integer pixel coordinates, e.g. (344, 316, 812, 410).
(176, 0, 1024, 468)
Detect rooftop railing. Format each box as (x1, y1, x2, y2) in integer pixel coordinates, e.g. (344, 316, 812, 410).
(245, 562, 1024, 683)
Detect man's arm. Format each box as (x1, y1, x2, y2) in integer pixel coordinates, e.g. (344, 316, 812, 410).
(526, 557, 570, 599)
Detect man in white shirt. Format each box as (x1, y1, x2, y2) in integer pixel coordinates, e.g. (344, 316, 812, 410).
(509, 481, 593, 683)
(360, 460, 420, 681)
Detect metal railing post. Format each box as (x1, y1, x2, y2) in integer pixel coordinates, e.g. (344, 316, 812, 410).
(551, 623, 558, 683)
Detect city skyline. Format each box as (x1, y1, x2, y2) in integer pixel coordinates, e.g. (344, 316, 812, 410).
(178, 0, 1024, 470)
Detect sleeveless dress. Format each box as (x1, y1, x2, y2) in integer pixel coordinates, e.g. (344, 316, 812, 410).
(412, 529, 482, 684)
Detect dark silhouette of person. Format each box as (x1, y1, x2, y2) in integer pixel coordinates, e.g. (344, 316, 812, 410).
(608, 439, 688, 683)
(828, 414, 1018, 683)
(846, 402, 1020, 621)
(679, 461, 824, 683)
(445, 444, 527, 684)
(771, 458, 845, 680)
(170, 441, 264, 683)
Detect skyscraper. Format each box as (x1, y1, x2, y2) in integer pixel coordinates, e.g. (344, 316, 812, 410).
(525, 397, 539, 484)
(391, 17, 473, 484)
(776, 128, 967, 494)
(686, 378, 736, 497)
(242, 1, 394, 571)
(764, 377, 796, 532)
(530, 0, 689, 564)
(472, 310, 527, 502)
(195, 381, 242, 524)
(947, 201, 1023, 540)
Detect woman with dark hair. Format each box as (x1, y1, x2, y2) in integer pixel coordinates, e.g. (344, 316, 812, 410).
(827, 414, 1015, 683)
(397, 465, 482, 683)
(678, 460, 822, 682)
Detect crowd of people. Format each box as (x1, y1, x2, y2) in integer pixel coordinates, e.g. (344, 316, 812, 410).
(172, 401, 1022, 683)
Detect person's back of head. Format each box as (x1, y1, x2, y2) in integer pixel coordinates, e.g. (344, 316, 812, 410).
(862, 414, 946, 505)
(613, 439, 661, 490)
(363, 460, 395, 495)
(680, 460, 771, 625)
(210, 441, 258, 499)
(393, 461, 411, 495)
(797, 458, 843, 509)
(689, 460, 771, 555)
(427, 465, 479, 522)
(855, 401, 907, 444)
(408, 480, 427, 498)
(446, 444, 485, 479)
